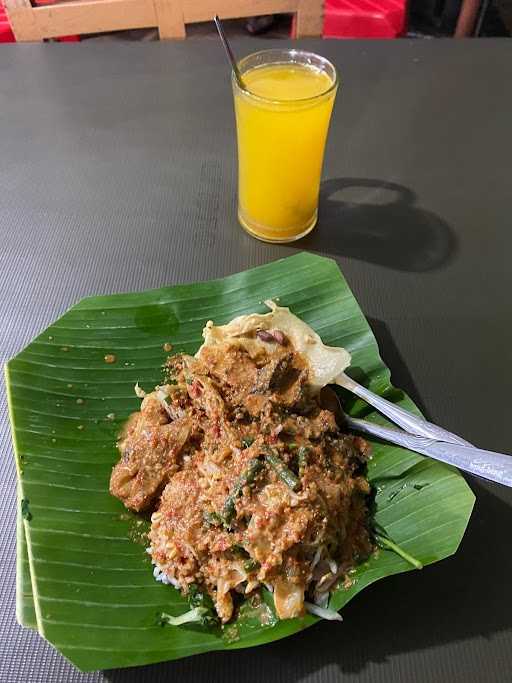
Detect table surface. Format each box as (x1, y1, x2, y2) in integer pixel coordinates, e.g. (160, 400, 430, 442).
(1, 37, 511, 683)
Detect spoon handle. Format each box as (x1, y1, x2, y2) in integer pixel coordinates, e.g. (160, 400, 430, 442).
(345, 414, 512, 488)
(336, 373, 472, 447)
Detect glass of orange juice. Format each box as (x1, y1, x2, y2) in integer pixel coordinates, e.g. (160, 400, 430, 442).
(233, 49, 338, 243)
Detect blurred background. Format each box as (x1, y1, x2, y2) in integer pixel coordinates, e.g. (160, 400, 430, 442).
(1, 0, 511, 44)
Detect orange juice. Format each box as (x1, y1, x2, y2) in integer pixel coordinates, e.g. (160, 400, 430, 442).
(233, 51, 338, 242)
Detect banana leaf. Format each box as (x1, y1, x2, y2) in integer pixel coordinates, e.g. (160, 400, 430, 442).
(6, 252, 474, 672)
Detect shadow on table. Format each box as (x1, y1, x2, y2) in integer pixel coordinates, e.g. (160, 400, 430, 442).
(104, 479, 512, 682)
(367, 317, 430, 419)
(299, 177, 457, 272)
(331, 317, 430, 421)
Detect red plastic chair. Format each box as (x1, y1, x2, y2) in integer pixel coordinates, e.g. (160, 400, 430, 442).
(323, 0, 407, 39)
(0, 1, 16, 42)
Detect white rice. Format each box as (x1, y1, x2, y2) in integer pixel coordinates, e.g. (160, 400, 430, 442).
(149, 548, 180, 588)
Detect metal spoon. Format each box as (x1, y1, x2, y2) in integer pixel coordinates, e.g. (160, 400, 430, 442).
(336, 372, 472, 447)
(321, 387, 512, 488)
(213, 15, 245, 90)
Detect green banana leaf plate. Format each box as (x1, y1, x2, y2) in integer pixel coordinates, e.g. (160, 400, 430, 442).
(6, 252, 475, 672)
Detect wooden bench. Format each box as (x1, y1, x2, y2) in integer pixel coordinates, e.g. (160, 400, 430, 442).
(5, 0, 323, 41)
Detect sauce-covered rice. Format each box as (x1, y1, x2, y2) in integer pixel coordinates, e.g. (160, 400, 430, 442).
(110, 329, 372, 623)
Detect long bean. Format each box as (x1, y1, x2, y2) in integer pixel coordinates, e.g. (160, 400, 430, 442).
(264, 450, 300, 491)
(203, 510, 222, 527)
(244, 559, 260, 572)
(297, 445, 310, 472)
(222, 457, 264, 525)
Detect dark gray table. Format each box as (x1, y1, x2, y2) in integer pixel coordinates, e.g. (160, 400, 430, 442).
(1, 37, 511, 683)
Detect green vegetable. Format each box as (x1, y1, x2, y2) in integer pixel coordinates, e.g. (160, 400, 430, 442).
(297, 445, 310, 471)
(8, 252, 475, 671)
(230, 545, 259, 571)
(203, 510, 222, 527)
(244, 559, 260, 572)
(160, 584, 218, 628)
(222, 457, 264, 525)
(160, 607, 209, 627)
(230, 544, 248, 557)
(187, 584, 218, 626)
(372, 522, 423, 569)
(264, 450, 300, 491)
(241, 437, 254, 449)
(376, 534, 423, 570)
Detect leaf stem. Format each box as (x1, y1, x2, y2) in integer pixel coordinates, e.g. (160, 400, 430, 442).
(376, 534, 423, 570)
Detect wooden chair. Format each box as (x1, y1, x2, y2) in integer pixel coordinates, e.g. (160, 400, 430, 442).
(5, 0, 323, 41)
